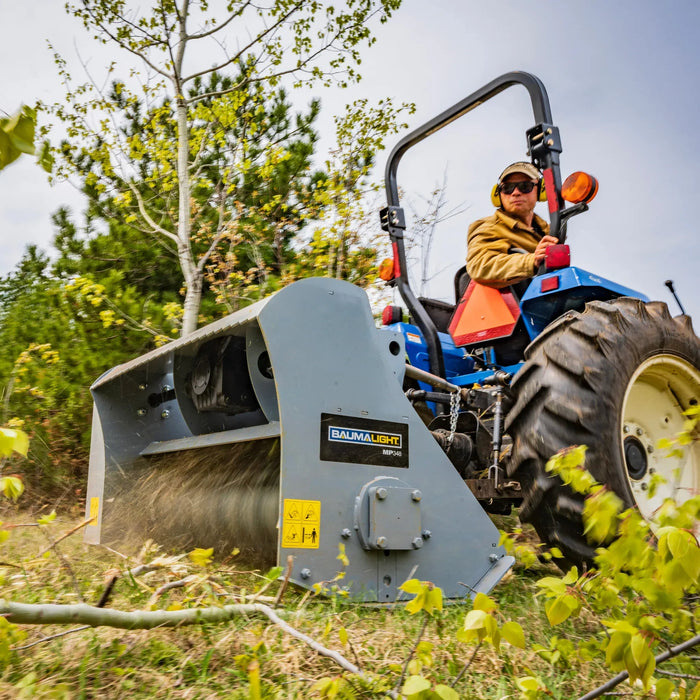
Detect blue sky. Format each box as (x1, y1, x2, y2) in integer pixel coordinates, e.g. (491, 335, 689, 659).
(1, 1, 699, 321)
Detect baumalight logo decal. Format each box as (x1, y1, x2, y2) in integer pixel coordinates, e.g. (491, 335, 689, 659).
(320, 413, 409, 468)
(328, 426, 402, 448)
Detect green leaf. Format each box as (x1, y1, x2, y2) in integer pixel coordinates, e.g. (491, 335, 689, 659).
(37, 510, 57, 526)
(583, 488, 622, 544)
(501, 621, 526, 648)
(472, 592, 497, 613)
(188, 547, 214, 567)
(424, 586, 443, 615)
(402, 675, 431, 695)
(605, 631, 629, 670)
(655, 678, 675, 700)
(516, 676, 542, 692)
(0, 476, 24, 502)
(545, 595, 577, 626)
(535, 576, 567, 596)
(0, 428, 29, 457)
(463, 609, 488, 631)
(399, 578, 424, 595)
(434, 684, 460, 700)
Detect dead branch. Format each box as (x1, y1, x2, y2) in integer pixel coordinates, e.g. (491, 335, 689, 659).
(36, 518, 95, 558)
(11, 625, 90, 651)
(1, 598, 395, 696)
(273, 555, 294, 609)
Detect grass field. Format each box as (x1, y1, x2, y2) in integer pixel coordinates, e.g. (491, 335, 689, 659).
(0, 505, 671, 699)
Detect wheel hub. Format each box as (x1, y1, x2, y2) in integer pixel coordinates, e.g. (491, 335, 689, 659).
(623, 435, 648, 480)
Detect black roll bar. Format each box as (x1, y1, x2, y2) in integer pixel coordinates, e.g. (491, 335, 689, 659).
(380, 71, 564, 381)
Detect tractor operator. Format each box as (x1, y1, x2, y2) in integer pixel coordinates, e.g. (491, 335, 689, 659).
(466, 162, 558, 289)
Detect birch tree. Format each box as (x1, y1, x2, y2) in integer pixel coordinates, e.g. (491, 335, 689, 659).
(45, 0, 402, 335)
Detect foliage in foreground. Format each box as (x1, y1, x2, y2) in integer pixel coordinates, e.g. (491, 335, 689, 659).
(1, 418, 699, 699)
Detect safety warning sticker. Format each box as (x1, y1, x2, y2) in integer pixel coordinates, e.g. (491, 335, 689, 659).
(281, 498, 321, 549)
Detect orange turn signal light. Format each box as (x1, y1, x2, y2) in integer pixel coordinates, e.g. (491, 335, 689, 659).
(378, 258, 395, 281)
(561, 171, 599, 204)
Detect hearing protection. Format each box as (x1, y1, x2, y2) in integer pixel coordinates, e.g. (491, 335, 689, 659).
(490, 174, 547, 207)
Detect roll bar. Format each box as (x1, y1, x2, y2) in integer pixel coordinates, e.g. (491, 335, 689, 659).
(380, 71, 564, 380)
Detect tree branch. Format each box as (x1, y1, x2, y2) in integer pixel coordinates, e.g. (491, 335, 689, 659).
(577, 633, 700, 700)
(77, 4, 172, 82)
(185, 2, 253, 41)
(181, 2, 303, 86)
(36, 518, 95, 558)
(1, 598, 394, 696)
(127, 182, 179, 243)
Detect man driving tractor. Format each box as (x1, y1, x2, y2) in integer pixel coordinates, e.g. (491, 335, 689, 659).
(466, 162, 558, 288)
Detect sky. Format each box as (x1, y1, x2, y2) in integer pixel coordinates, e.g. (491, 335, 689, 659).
(1, 1, 699, 322)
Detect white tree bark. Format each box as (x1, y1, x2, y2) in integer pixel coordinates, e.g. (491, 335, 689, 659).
(2, 597, 399, 695)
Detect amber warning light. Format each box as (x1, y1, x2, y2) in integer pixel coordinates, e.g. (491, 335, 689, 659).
(378, 258, 395, 281)
(561, 171, 599, 204)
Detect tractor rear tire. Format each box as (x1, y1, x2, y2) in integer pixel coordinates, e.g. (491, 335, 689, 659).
(506, 297, 700, 567)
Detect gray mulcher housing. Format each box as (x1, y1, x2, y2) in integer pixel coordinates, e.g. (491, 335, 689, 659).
(85, 277, 512, 602)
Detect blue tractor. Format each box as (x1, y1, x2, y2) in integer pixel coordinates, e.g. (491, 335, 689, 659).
(84, 72, 698, 598)
(378, 71, 700, 567)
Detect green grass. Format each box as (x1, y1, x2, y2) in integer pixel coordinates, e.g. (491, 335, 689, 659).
(0, 509, 635, 699)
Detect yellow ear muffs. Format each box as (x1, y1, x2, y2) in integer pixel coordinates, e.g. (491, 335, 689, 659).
(490, 184, 501, 207)
(491, 179, 547, 207)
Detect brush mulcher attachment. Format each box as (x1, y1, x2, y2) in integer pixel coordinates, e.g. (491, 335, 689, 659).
(85, 278, 512, 601)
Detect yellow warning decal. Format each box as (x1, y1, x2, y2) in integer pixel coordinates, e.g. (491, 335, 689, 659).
(89, 496, 100, 523)
(282, 499, 321, 549)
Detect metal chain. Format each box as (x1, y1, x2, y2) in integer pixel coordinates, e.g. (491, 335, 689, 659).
(446, 390, 460, 447)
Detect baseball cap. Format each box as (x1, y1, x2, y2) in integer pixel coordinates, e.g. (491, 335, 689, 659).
(498, 162, 541, 183)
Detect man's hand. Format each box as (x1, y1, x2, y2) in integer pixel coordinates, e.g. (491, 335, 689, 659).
(533, 235, 559, 265)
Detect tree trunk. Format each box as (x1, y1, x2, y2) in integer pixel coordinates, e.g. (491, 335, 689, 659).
(175, 92, 199, 337)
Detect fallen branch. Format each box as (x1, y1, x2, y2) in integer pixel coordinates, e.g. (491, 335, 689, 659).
(38, 527, 84, 603)
(11, 625, 90, 651)
(578, 632, 700, 700)
(147, 576, 196, 607)
(273, 555, 294, 609)
(1, 598, 394, 696)
(36, 518, 95, 558)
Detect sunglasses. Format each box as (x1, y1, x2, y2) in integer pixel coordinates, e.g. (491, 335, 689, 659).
(499, 180, 536, 195)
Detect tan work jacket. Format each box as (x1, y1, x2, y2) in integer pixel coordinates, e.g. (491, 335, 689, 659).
(466, 209, 550, 288)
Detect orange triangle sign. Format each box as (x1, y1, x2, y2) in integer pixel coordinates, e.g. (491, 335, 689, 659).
(449, 281, 520, 347)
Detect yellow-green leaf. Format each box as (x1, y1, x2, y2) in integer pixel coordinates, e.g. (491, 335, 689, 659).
(545, 596, 575, 626)
(0, 476, 24, 502)
(472, 592, 497, 613)
(37, 510, 57, 526)
(463, 609, 488, 631)
(399, 578, 424, 595)
(434, 684, 460, 700)
(189, 547, 214, 567)
(655, 678, 675, 700)
(402, 675, 431, 696)
(501, 621, 526, 648)
(0, 428, 29, 457)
